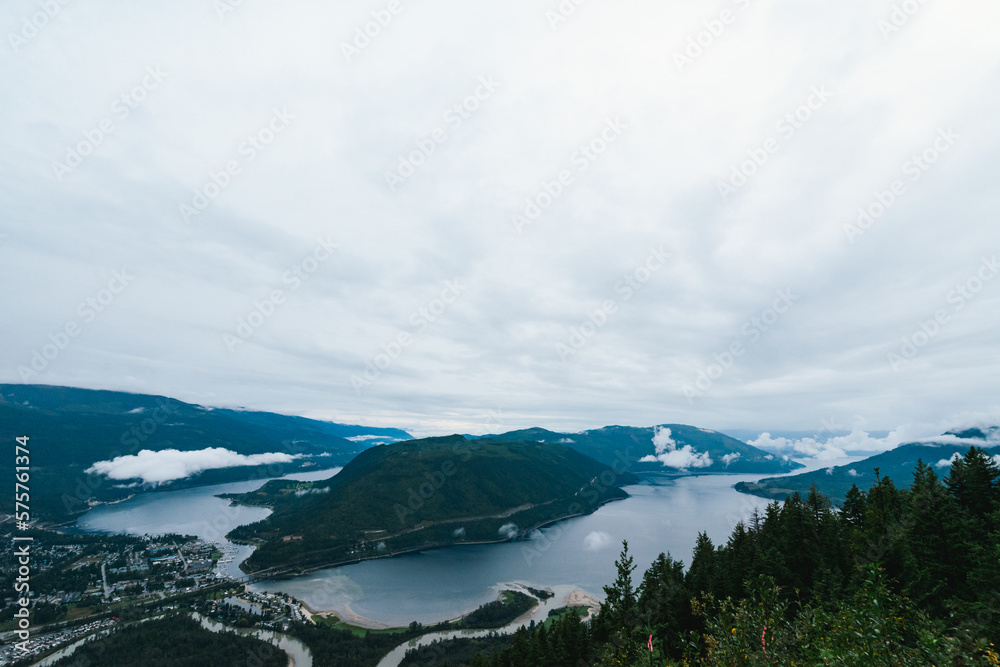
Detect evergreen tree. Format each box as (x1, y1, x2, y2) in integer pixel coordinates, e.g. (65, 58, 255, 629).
(902, 459, 969, 615)
(946, 446, 1000, 530)
(685, 532, 718, 596)
(597, 540, 640, 663)
(637, 551, 691, 657)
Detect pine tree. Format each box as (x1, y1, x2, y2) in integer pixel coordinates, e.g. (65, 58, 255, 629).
(945, 446, 1000, 530)
(686, 532, 717, 596)
(637, 551, 691, 658)
(902, 459, 968, 615)
(597, 540, 640, 663)
(841, 483, 866, 527)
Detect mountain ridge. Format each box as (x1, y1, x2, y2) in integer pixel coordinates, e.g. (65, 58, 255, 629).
(227, 435, 640, 574)
(477, 423, 802, 475)
(0, 383, 411, 521)
(735, 429, 1000, 504)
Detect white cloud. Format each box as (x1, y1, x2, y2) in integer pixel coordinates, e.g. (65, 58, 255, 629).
(935, 452, 1000, 468)
(1, 1, 999, 437)
(453, 527, 466, 537)
(86, 448, 300, 484)
(721, 452, 741, 467)
(936, 453, 962, 468)
(498, 523, 518, 539)
(652, 426, 676, 454)
(748, 420, 1000, 462)
(346, 435, 399, 443)
(847, 469, 859, 477)
(294, 486, 330, 497)
(640, 426, 713, 469)
(583, 531, 613, 552)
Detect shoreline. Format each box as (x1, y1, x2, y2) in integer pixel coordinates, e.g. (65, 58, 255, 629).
(241, 496, 626, 581)
(309, 605, 393, 631)
(297, 582, 590, 633)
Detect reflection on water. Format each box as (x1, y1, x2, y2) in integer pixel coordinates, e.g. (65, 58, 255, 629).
(251, 474, 772, 626)
(31, 615, 312, 667)
(375, 583, 584, 667)
(196, 613, 312, 667)
(73, 471, 774, 627)
(74, 469, 340, 579)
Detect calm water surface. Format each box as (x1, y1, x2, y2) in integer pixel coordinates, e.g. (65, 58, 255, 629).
(249, 474, 772, 625)
(74, 469, 339, 578)
(74, 470, 774, 626)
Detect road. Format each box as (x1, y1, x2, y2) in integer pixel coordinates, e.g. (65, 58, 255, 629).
(101, 562, 110, 599)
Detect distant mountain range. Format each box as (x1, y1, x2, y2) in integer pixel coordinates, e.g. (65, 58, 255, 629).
(477, 424, 803, 475)
(1, 383, 800, 528)
(736, 427, 1000, 504)
(226, 435, 640, 575)
(0, 384, 411, 522)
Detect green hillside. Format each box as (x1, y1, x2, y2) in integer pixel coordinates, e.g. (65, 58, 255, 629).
(228, 435, 639, 574)
(449, 444, 1000, 666)
(480, 424, 802, 475)
(736, 433, 1000, 504)
(0, 384, 410, 522)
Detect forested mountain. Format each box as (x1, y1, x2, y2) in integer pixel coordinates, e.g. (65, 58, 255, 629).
(423, 446, 1000, 666)
(480, 424, 802, 475)
(228, 435, 639, 573)
(737, 428, 1000, 503)
(0, 384, 410, 521)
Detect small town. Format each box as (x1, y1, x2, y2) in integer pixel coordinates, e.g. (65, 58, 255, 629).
(0, 530, 293, 665)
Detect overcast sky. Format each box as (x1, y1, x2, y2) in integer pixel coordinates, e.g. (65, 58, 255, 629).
(2, 0, 998, 439)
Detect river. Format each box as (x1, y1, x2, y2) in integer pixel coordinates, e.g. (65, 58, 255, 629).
(73, 469, 341, 579)
(74, 470, 775, 627)
(29, 614, 312, 667)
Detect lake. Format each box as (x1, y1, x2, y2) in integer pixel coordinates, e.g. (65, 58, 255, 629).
(73, 469, 776, 627)
(73, 469, 340, 579)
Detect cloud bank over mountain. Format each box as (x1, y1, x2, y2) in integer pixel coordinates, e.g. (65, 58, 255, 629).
(87, 447, 299, 484)
(640, 427, 714, 470)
